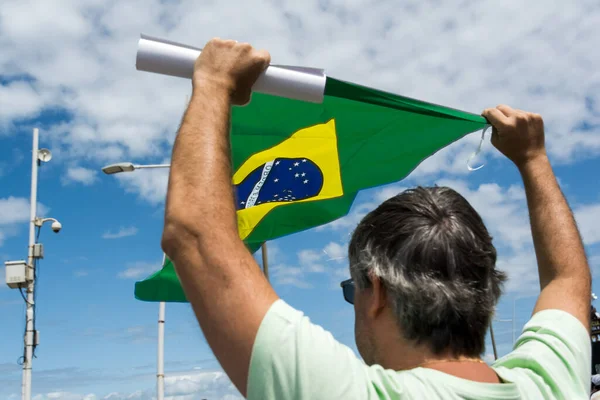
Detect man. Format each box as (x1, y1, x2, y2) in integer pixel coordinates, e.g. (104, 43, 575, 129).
(161, 39, 591, 399)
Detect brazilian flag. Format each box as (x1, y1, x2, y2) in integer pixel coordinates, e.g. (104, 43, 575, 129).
(134, 77, 487, 302)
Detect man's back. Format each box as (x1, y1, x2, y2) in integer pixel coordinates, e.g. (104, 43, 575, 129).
(161, 41, 592, 400)
(247, 301, 590, 399)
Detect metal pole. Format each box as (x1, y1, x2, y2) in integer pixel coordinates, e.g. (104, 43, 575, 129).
(489, 322, 498, 361)
(22, 128, 39, 400)
(512, 298, 516, 346)
(157, 254, 166, 400)
(135, 164, 172, 170)
(261, 243, 269, 281)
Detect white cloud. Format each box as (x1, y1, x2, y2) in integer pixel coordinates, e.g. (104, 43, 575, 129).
(0, 197, 39, 225)
(8, 365, 241, 400)
(0, 80, 49, 122)
(297, 249, 325, 273)
(102, 226, 138, 240)
(323, 242, 347, 263)
(0, 196, 49, 246)
(62, 166, 98, 186)
(496, 251, 540, 294)
(0, 0, 598, 205)
(270, 264, 314, 289)
(32, 392, 98, 400)
(271, 241, 350, 288)
(164, 370, 241, 399)
(117, 261, 160, 279)
(575, 203, 600, 246)
(115, 166, 170, 205)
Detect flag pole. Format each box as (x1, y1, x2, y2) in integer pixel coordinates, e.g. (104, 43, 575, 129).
(261, 243, 269, 281)
(489, 322, 498, 360)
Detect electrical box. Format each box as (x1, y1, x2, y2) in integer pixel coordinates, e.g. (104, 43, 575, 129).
(5, 260, 27, 289)
(34, 330, 40, 346)
(33, 244, 44, 259)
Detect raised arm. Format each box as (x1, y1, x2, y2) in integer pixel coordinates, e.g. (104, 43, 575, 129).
(483, 105, 591, 328)
(161, 39, 278, 396)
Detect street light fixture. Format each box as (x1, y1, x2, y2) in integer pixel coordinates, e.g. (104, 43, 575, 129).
(101, 162, 170, 175)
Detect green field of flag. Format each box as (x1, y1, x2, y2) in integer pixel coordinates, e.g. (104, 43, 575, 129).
(134, 77, 487, 302)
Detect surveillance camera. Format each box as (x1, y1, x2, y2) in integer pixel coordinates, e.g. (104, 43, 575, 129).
(51, 221, 62, 233)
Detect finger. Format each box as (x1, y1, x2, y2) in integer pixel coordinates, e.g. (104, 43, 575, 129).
(482, 108, 510, 128)
(496, 104, 519, 117)
(254, 49, 271, 68)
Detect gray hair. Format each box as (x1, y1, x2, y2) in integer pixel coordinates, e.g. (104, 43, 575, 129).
(349, 186, 506, 357)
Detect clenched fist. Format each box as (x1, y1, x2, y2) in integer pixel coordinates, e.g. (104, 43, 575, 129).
(193, 38, 271, 105)
(482, 105, 547, 169)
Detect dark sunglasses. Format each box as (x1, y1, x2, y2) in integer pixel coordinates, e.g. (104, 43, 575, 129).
(340, 278, 355, 305)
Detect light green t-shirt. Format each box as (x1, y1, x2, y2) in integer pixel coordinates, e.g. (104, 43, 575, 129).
(248, 300, 591, 400)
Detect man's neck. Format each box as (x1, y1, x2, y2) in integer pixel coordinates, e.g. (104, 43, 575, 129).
(418, 360, 501, 383)
(374, 344, 499, 383)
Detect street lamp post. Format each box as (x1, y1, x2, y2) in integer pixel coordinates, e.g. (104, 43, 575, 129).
(102, 161, 271, 400)
(102, 163, 168, 400)
(20, 129, 61, 400)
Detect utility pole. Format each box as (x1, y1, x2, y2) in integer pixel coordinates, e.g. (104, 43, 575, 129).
(22, 128, 40, 400)
(261, 244, 269, 281)
(16, 128, 60, 400)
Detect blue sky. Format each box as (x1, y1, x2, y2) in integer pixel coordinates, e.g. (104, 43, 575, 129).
(1, 0, 600, 399)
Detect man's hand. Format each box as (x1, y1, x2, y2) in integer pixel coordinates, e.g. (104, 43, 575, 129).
(482, 104, 590, 328)
(193, 38, 271, 105)
(482, 105, 546, 169)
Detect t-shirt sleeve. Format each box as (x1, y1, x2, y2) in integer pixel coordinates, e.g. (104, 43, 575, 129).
(247, 300, 378, 400)
(493, 309, 591, 398)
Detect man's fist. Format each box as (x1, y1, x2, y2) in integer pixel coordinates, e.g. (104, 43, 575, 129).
(482, 105, 547, 169)
(193, 38, 271, 105)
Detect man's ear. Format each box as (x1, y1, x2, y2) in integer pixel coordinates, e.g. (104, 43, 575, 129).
(367, 274, 387, 319)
